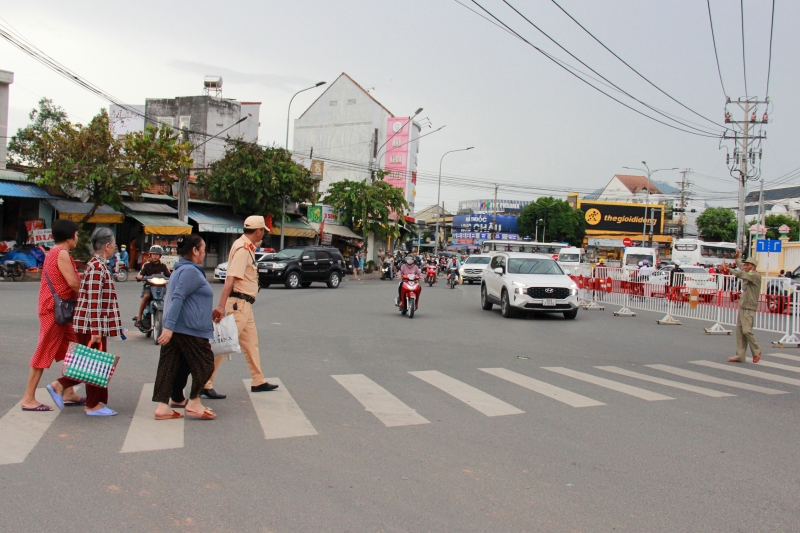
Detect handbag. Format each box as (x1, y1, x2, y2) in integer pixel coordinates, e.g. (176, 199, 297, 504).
(62, 342, 119, 388)
(44, 271, 77, 325)
(210, 314, 241, 357)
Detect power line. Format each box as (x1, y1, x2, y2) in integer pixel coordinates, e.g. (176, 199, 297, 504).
(740, 0, 748, 97)
(765, 0, 776, 98)
(706, 0, 727, 98)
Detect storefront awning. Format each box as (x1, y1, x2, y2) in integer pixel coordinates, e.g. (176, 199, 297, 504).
(269, 218, 316, 239)
(308, 222, 362, 240)
(0, 181, 56, 199)
(48, 199, 124, 224)
(127, 213, 192, 235)
(188, 208, 244, 234)
(123, 202, 178, 214)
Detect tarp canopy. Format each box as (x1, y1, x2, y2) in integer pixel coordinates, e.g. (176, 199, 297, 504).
(269, 218, 316, 239)
(0, 181, 55, 199)
(188, 208, 244, 233)
(123, 201, 178, 214)
(48, 199, 124, 224)
(127, 213, 191, 235)
(308, 222, 362, 240)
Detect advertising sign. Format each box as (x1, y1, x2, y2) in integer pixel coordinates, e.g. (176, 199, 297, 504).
(307, 205, 340, 225)
(310, 160, 324, 181)
(452, 214, 519, 234)
(33, 229, 55, 248)
(579, 201, 663, 234)
(384, 117, 410, 194)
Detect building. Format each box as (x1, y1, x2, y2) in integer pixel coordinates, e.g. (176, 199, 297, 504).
(742, 183, 800, 218)
(457, 199, 531, 214)
(597, 174, 663, 203)
(0, 69, 12, 170)
(109, 104, 145, 139)
(292, 72, 420, 215)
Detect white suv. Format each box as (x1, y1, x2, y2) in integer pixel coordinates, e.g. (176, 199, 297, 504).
(459, 254, 492, 284)
(480, 252, 579, 319)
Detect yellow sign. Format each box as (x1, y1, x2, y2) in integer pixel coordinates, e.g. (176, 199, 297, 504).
(585, 208, 602, 226)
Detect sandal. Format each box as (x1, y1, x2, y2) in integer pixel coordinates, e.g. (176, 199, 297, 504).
(169, 401, 187, 408)
(155, 410, 184, 420)
(752, 353, 762, 363)
(727, 358, 745, 363)
(134, 319, 143, 328)
(22, 404, 53, 412)
(185, 407, 216, 420)
(64, 397, 87, 406)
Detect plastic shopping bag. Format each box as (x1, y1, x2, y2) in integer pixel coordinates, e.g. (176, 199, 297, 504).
(210, 314, 241, 357)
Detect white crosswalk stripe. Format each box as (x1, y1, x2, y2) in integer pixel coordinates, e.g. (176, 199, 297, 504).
(768, 353, 800, 362)
(409, 370, 524, 417)
(479, 368, 605, 407)
(0, 388, 60, 465)
(542, 367, 674, 401)
(691, 361, 800, 387)
(332, 374, 430, 427)
(647, 364, 788, 394)
(246, 378, 318, 439)
(121, 383, 184, 453)
(595, 366, 734, 397)
(748, 358, 800, 373)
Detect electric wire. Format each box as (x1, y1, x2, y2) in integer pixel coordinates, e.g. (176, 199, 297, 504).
(765, 0, 776, 98)
(706, 0, 728, 98)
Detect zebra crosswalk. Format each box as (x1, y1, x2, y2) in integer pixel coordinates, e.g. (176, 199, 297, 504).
(3, 353, 800, 463)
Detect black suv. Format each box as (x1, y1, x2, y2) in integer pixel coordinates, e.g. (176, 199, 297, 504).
(258, 246, 346, 289)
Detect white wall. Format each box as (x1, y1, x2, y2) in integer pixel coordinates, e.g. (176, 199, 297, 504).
(0, 69, 13, 170)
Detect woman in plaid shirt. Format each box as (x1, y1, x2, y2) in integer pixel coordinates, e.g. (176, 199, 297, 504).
(47, 228, 123, 416)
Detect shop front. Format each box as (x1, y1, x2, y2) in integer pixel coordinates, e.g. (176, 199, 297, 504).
(308, 221, 364, 253)
(124, 212, 191, 269)
(0, 178, 55, 246)
(187, 207, 245, 267)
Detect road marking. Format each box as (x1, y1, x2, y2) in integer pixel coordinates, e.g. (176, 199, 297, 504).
(647, 365, 788, 395)
(245, 379, 317, 439)
(691, 360, 800, 387)
(595, 366, 734, 397)
(767, 353, 800, 362)
(479, 368, 605, 407)
(542, 367, 674, 401)
(121, 383, 184, 453)
(747, 358, 800, 373)
(409, 370, 524, 417)
(332, 374, 430, 427)
(0, 388, 60, 465)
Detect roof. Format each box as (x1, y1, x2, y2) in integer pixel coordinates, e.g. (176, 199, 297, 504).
(0, 168, 29, 182)
(123, 201, 178, 214)
(298, 72, 394, 120)
(745, 185, 800, 203)
(0, 181, 56, 199)
(269, 217, 316, 239)
(188, 208, 244, 234)
(612, 174, 662, 195)
(126, 213, 191, 235)
(48, 199, 122, 215)
(239, 102, 262, 105)
(308, 222, 362, 239)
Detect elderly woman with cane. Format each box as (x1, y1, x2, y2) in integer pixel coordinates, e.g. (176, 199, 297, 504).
(47, 227, 124, 416)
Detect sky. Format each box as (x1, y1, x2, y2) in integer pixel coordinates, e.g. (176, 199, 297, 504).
(2, 0, 796, 213)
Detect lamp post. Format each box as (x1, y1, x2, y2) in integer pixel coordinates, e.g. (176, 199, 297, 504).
(623, 162, 677, 246)
(279, 195, 291, 251)
(434, 147, 474, 251)
(285, 81, 326, 152)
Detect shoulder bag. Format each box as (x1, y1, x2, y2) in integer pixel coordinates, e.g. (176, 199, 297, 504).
(44, 270, 77, 325)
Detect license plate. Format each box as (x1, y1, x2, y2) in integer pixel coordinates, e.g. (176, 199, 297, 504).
(542, 299, 556, 306)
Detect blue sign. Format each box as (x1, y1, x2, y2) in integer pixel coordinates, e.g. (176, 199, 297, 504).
(452, 214, 519, 234)
(756, 239, 782, 253)
(452, 232, 491, 239)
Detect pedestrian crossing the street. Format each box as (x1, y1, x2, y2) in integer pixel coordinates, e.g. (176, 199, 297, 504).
(4, 354, 800, 464)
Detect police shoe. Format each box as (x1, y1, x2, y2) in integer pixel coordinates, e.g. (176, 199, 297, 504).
(200, 388, 227, 399)
(251, 382, 279, 392)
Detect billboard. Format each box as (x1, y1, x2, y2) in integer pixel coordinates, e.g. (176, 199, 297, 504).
(452, 214, 519, 234)
(579, 201, 663, 234)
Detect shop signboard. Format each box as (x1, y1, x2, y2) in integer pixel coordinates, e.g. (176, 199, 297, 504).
(307, 205, 341, 225)
(579, 201, 663, 234)
(198, 224, 242, 234)
(452, 214, 519, 234)
(33, 229, 55, 248)
(452, 232, 491, 239)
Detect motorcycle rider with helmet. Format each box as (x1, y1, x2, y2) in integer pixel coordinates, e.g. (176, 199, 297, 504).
(135, 245, 171, 328)
(396, 254, 422, 306)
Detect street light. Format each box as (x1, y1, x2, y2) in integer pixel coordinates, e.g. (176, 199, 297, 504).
(622, 162, 678, 246)
(279, 194, 291, 251)
(285, 81, 326, 152)
(434, 147, 474, 251)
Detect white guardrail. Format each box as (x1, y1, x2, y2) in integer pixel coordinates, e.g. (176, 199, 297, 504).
(567, 266, 800, 347)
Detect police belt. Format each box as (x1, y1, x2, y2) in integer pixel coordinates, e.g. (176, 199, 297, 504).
(229, 291, 256, 304)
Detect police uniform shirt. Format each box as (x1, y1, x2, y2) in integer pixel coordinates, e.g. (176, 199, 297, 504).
(227, 235, 259, 297)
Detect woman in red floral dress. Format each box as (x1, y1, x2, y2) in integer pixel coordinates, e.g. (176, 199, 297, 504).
(46, 227, 124, 416)
(21, 220, 85, 411)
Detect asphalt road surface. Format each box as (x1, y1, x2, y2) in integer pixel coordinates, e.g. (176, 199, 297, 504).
(1, 275, 799, 533)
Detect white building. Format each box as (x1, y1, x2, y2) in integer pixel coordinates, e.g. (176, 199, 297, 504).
(292, 72, 420, 214)
(0, 69, 13, 170)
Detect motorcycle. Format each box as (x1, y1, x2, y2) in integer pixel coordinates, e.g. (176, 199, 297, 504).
(425, 263, 438, 287)
(397, 274, 421, 319)
(132, 274, 168, 343)
(447, 266, 459, 289)
(381, 259, 393, 280)
(2, 260, 26, 281)
(107, 258, 128, 282)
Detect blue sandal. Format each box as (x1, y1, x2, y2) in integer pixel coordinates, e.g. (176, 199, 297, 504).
(46, 384, 64, 410)
(86, 406, 117, 417)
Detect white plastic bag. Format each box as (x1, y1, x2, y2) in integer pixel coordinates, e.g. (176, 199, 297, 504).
(210, 314, 241, 357)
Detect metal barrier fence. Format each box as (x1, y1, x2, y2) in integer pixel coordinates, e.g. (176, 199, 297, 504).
(570, 266, 800, 347)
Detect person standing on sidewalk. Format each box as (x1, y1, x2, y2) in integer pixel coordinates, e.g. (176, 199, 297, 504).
(720, 252, 762, 364)
(202, 216, 278, 399)
(351, 252, 360, 280)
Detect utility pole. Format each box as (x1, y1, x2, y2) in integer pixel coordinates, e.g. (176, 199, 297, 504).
(178, 128, 190, 223)
(370, 128, 378, 183)
(677, 168, 692, 238)
(492, 184, 499, 240)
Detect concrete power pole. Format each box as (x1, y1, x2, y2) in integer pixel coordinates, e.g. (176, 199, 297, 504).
(178, 128, 190, 223)
(492, 184, 499, 240)
(677, 168, 692, 238)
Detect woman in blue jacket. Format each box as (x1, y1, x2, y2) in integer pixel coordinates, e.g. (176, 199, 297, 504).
(152, 235, 218, 420)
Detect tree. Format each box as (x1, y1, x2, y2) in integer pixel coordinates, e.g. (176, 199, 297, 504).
(197, 141, 317, 216)
(9, 105, 193, 222)
(323, 175, 409, 258)
(7, 98, 68, 166)
(518, 197, 586, 245)
(747, 214, 800, 241)
(696, 207, 737, 242)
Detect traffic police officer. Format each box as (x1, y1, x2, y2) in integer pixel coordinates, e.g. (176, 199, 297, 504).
(721, 253, 762, 364)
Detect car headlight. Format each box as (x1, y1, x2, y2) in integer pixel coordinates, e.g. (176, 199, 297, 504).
(272, 263, 287, 269)
(570, 284, 578, 295)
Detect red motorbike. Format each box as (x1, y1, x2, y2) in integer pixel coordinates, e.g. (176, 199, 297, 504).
(425, 263, 438, 287)
(398, 274, 422, 318)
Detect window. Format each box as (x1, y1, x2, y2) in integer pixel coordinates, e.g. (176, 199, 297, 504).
(302, 251, 316, 260)
(507, 259, 563, 275)
(675, 244, 697, 251)
(465, 256, 491, 264)
(274, 248, 303, 260)
(157, 116, 174, 128)
(316, 251, 330, 259)
(347, 99, 356, 105)
(329, 101, 338, 106)
(179, 115, 191, 129)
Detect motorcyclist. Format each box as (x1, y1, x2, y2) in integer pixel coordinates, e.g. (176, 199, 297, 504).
(448, 255, 461, 284)
(383, 252, 394, 279)
(135, 245, 171, 328)
(118, 244, 129, 271)
(397, 254, 422, 305)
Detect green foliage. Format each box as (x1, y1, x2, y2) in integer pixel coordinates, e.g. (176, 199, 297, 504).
(70, 225, 93, 262)
(518, 197, 586, 245)
(747, 214, 800, 241)
(9, 102, 192, 223)
(198, 141, 316, 217)
(696, 207, 737, 242)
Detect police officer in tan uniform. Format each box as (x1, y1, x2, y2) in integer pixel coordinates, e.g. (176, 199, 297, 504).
(202, 216, 278, 399)
(720, 251, 762, 364)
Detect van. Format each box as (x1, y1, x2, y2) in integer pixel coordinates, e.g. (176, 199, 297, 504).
(622, 246, 657, 274)
(557, 247, 586, 274)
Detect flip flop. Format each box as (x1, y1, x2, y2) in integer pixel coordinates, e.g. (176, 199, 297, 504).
(22, 404, 53, 412)
(185, 407, 216, 420)
(727, 358, 745, 363)
(46, 384, 64, 410)
(753, 353, 762, 363)
(64, 397, 87, 406)
(155, 410, 184, 420)
(86, 406, 117, 417)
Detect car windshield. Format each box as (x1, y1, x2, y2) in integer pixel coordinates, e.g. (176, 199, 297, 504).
(682, 267, 707, 273)
(274, 248, 304, 260)
(465, 256, 491, 264)
(626, 254, 654, 266)
(559, 254, 580, 262)
(507, 258, 564, 275)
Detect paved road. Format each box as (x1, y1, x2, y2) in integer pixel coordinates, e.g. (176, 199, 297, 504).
(1, 276, 799, 532)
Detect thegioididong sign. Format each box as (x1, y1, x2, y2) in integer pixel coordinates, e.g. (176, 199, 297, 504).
(579, 201, 663, 234)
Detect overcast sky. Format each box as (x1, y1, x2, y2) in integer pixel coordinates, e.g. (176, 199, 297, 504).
(2, 0, 795, 212)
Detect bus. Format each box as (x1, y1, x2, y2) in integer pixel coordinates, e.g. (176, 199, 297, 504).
(480, 240, 568, 256)
(671, 239, 736, 266)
